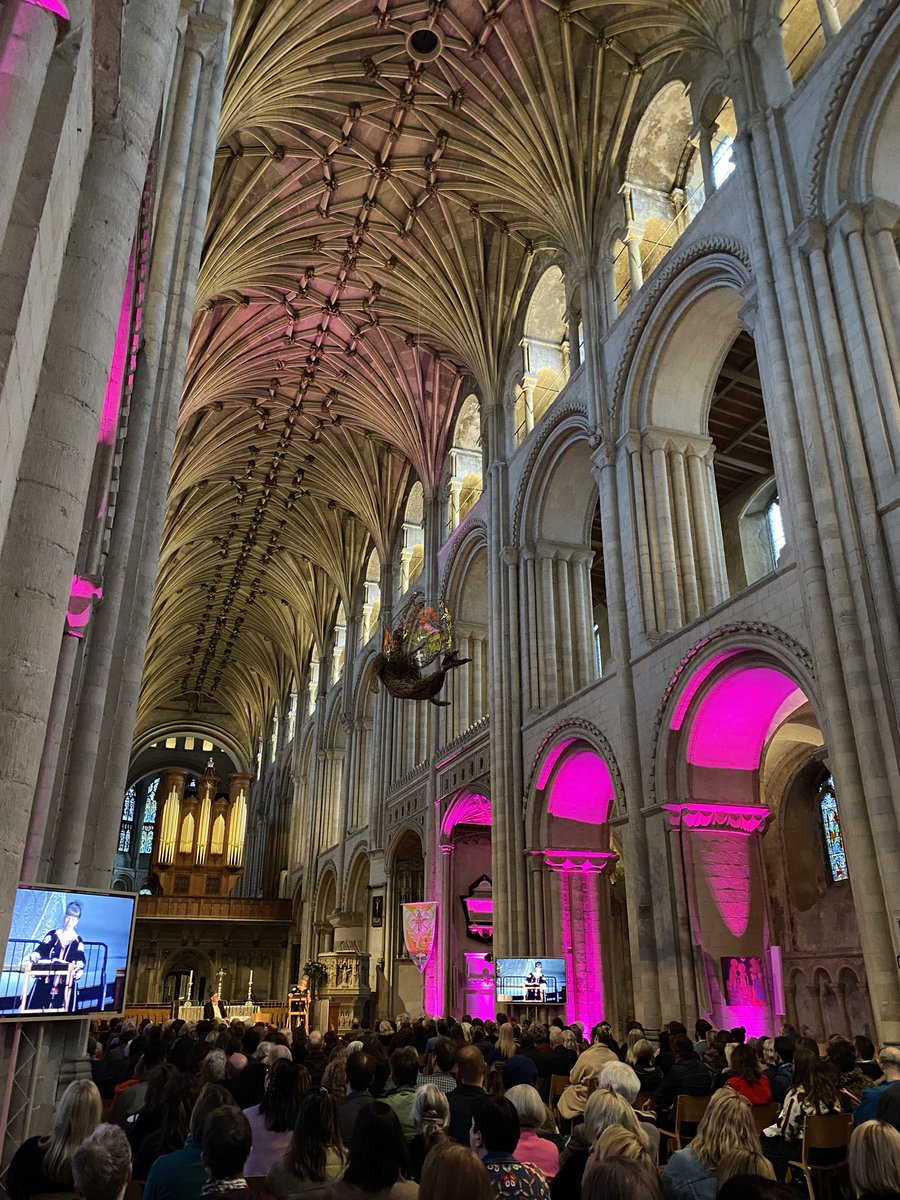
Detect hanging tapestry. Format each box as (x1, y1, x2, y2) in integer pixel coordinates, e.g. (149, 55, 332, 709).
(402, 902, 438, 973)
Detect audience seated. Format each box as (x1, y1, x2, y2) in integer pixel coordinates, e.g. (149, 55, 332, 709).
(469, 1093, 549, 1199)
(761, 1044, 842, 1181)
(5, 1078, 102, 1200)
(651, 1035, 714, 1132)
(201, 1105, 274, 1199)
(764, 1037, 795, 1104)
(381, 1047, 420, 1141)
(505, 1085, 560, 1180)
(132, 1068, 196, 1180)
(542, 1028, 577, 1080)
(418, 1140, 492, 1200)
(244, 1059, 308, 1177)
(407, 1084, 449, 1181)
(878, 1083, 900, 1132)
(339, 1052, 377, 1146)
(725, 1045, 773, 1106)
(144, 1083, 233, 1200)
(551, 1090, 647, 1200)
(71, 1124, 132, 1200)
(829, 1038, 875, 1110)
(415, 1040, 456, 1096)
(557, 1024, 618, 1123)
(447, 1045, 487, 1145)
(856, 1049, 900, 1125)
(325, 1101, 418, 1198)
(715, 1148, 776, 1191)
(630, 1038, 664, 1093)
(599, 1060, 661, 1161)
(856, 1038, 884, 1083)
(663, 1087, 758, 1200)
(582, 1155, 662, 1200)
(849, 1120, 900, 1200)
(266, 1089, 347, 1199)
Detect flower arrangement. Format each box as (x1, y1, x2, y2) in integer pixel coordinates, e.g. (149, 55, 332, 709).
(302, 959, 327, 989)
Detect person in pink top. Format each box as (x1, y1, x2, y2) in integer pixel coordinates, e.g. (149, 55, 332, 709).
(504, 1086, 560, 1180)
(725, 1045, 773, 1106)
(243, 1059, 307, 1177)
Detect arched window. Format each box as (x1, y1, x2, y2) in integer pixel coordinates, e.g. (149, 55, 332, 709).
(118, 784, 137, 853)
(712, 134, 736, 187)
(139, 777, 160, 855)
(819, 774, 848, 882)
(766, 497, 786, 566)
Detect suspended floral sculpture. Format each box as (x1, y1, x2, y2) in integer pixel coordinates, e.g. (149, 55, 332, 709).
(372, 592, 470, 706)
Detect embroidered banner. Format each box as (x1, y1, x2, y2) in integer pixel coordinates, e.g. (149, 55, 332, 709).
(402, 902, 438, 973)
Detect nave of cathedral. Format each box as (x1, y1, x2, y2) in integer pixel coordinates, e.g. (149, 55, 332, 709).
(1, 0, 900, 1169)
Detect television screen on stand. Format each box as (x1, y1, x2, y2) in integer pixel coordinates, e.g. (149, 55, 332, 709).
(495, 956, 567, 1005)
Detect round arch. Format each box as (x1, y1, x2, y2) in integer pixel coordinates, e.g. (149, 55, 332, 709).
(513, 411, 592, 546)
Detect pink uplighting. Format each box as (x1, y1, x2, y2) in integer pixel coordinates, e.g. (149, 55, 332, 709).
(98, 246, 136, 446)
(66, 576, 102, 638)
(463, 953, 495, 1021)
(536, 738, 575, 790)
(25, 0, 69, 18)
(687, 667, 804, 770)
(547, 750, 614, 824)
(670, 650, 741, 730)
(441, 792, 490, 838)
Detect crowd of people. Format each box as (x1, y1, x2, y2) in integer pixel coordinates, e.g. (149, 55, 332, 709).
(4, 1010, 900, 1200)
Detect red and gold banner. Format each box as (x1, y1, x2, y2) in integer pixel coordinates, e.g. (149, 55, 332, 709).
(402, 902, 438, 973)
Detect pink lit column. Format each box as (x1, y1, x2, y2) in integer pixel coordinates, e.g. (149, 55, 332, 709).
(542, 850, 616, 1028)
(664, 804, 773, 1035)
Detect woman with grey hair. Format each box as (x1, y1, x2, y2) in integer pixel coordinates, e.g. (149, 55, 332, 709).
(72, 1125, 132, 1200)
(505, 1084, 560, 1180)
(408, 1083, 450, 1181)
(201, 1048, 229, 1084)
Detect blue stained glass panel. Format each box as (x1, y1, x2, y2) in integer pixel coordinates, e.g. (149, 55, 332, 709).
(820, 779, 848, 882)
(121, 784, 136, 823)
(139, 825, 154, 855)
(118, 824, 131, 853)
(143, 776, 159, 823)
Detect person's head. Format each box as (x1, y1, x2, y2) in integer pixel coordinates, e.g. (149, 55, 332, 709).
(188, 1085, 234, 1142)
(631, 1038, 656, 1069)
(530, 1023, 549, 1047)
(469, 1094, 519, 1158)
(583, 1089, 644, 1143)
(826, 1038, 857, 1075)
(496, 1023, 517, 1059)
(259, 1057, 304, 1132)
(434, 1040, 456, 1074)
(691, 1088, 757, 1169)
(260, 1041, 292, 1068)
(390, 1044, 419, 1087)
(849, 1120, 900, 1198)
(346, 1050, 376, 1093)
(716, 1149, 777, 1191)
(419, 1140, 493, 1200)
(457, 1044, 486, 1087)
(504, 1084, 546, 1131)
(412, 1083, 450, 1142)
(287, 1088, 344, 1182)
(730, 1027, 746, 1045)
(200, 1048, 228, 1084)
(64, 900, 82, 931)
(878, 1046, 900, 1081)
(581, 1155, 662, 1200)
(43, 1079, 103, 1185)
(592, 1124, 652, 1170)
(773, 1036, 795, 1065)
(695, 1019, 713, 1042)
(561, 1029, 579, 1053)
(202, 1106, 252, 1180)
(209, 990, 219, 1003)
(599, 1060, 641, 1105)
(501, 1055, 538, 1091)
(793, 1045, 839, 1109)
(672, 1035, 696, 1062)
(71, 1124, 130, 1200)
(729, 1043, 763, 1084)
(855, 1035, 876, 1062)
(344, 1101, 412, 1189)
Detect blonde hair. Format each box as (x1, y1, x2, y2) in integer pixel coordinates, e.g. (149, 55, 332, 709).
(593, 1124, 653, 1171)
(496, 1024, 516, 1060)
(584, 1089, 645, 1143)
(690, 1088, 757, 1169)
(716, 1148, 776, 1189)
(628, 1037, 655, 1066)
(40, 1079, 102, 1184)
(625, 1030, 645, 1063)
(849, 1121, 900, 1198)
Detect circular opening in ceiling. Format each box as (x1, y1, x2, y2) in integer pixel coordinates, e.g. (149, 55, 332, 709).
(406, 24, 442, 63)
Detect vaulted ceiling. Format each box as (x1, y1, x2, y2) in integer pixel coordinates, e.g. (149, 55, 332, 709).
(137, 0, 753, 750)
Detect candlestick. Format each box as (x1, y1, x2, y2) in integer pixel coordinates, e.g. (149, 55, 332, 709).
(187, 969, 193, 1002)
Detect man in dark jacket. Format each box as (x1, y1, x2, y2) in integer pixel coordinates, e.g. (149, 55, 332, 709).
(765, 1036, 795, 1103)
(877, 1081, 900, 1132)
(447, 1045, 487, 1144)
(651, 1035, 712, 1134)
(339, 1051, 376, 1144)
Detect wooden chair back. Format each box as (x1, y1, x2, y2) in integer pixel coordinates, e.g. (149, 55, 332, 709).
(245, 1178, 267, 1191)
(548, 1073, 570, 1110)
(635, 1090, 651, 1111)
(676, 1093, 712, 1127)
(752, 1101, 780, 1135)
(124, 1182, 144, 1200)
(802, 1113, 853, 1158)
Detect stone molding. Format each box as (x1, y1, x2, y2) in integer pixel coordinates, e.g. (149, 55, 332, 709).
(511, 404, 590, 541)
(662, 802, 770, 835)
(524, 718, 625, 814)
(533, 848, 618, 874)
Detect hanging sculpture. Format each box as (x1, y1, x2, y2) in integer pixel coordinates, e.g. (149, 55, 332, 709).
(372, 592, 470, 705)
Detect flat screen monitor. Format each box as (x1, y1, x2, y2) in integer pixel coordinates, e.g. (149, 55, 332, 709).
(495, 956, 567, 1005)
(0, 884, 137, 1021)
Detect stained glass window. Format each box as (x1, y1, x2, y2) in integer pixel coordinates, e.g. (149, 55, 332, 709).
(819, 775, 848, 882)
(118, 784, 137, 854)
(140, 776, 160, 856)
(118, 824, 131, 853)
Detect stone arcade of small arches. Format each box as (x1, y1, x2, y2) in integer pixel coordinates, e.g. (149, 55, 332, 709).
(3, 0, 900, 1157)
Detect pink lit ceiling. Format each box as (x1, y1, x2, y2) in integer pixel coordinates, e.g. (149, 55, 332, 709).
(686, 666, 805, 770)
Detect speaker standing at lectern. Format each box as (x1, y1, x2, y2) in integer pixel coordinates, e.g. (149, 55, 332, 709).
(204, 990, 228, 1020)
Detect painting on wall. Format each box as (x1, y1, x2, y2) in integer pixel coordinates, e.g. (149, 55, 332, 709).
(721, 955, 767, 1007)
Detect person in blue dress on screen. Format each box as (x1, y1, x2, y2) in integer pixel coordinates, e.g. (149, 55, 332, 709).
(24, 900, 86, 1011)
(524, 961, 547, 1002)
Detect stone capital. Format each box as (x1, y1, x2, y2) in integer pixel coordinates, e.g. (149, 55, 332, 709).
(662, 802, 770, 835)
(788, 217, 827, 257)
(533, 848, 618, 875)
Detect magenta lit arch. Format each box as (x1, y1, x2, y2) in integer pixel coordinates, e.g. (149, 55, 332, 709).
(440, 791, 491, 839)
(686, 666, 806, 770)
(545, 747, 615, 825)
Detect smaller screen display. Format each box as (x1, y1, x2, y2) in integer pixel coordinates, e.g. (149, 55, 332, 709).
(1, 886, 137, 1021)
(495, 956, 567, 1005)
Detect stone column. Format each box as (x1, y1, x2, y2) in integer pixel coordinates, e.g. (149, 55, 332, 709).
(815, 0, 841, 38)
(624, 220, 644, 294)
(544, 850, 617, 1027)
(0, 0, 181, 942)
